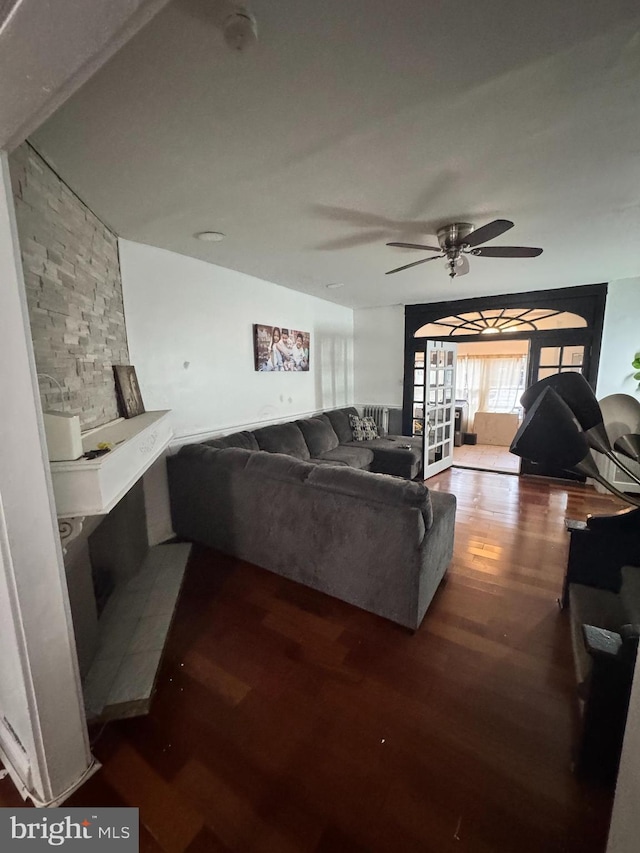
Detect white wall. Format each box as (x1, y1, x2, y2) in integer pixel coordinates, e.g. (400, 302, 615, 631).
(119, 240, 354, 440)
(353, 305, 405, 407)
(597, 276, 640, 400)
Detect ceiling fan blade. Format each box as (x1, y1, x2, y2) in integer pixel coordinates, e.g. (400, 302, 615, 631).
(385, 256, 441, 275)
(471, 246, 543, 258)
(387, 241, 441, 252)
(464, 219, 514, 248)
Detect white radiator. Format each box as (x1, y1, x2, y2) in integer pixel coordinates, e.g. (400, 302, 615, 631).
(362, 405, 389, 436)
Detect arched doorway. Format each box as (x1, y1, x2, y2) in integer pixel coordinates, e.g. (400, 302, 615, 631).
(403, 284, 608, 479)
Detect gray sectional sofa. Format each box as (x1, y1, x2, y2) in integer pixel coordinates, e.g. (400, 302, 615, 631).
(167, 407, 456, 630)
(200, 407, 424, 480)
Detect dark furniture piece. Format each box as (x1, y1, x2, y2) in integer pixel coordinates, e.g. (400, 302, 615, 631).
(507, 368, 640, 781)
(454, 401, 469, 447)
(563, 508, 640, 607)
(563, 509, 640, 782)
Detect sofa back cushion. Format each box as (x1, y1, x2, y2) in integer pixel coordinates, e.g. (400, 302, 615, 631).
(202, 430, 259, 452)
(323, 407, 359, 444)
(176, 443, 253, 472)
(245, 451, 313, 483)
(297, 415, 339, 457)
(253, 422, 311, 461)
(307, 464, 433, 529)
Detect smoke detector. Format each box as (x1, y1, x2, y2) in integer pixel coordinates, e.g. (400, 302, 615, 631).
(222, 6, 257, 52)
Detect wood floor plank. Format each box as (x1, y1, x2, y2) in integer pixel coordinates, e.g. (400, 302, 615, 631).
(98, 738, 204, 852)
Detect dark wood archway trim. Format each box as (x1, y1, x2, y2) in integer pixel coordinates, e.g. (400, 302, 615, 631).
(402, 283, 608, 439)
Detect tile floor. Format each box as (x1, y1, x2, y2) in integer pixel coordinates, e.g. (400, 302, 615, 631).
(453, 442, 520, 473)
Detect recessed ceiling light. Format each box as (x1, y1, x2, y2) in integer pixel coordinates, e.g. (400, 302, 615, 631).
(195, 231, 226, 242)
(326, 282, 344, 289)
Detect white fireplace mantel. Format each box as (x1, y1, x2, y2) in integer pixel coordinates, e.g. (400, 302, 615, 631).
(50, 410, 172, 518)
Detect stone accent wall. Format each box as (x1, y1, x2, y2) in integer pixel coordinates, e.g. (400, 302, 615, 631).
(9, 143, 129, 430)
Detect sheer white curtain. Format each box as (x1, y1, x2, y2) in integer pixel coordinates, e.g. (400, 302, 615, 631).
(456, 355, 526, 427)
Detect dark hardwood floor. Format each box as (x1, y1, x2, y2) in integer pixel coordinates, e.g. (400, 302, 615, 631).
(1, 469, 626, 851)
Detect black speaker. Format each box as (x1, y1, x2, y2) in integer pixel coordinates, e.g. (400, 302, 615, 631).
(520, 372, 640, 486)
(521, 372, 604, 436)
(511, 386, 589, 471)
(615, 433, 640, 462)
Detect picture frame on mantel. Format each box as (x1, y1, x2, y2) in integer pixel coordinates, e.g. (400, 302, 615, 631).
(113, 365, 146, 419)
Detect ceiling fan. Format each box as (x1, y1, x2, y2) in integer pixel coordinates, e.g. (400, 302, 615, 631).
(385, 220, 543, 279)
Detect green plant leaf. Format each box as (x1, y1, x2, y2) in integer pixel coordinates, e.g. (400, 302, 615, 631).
(635, 372, 640, 380)
(633, 358, 640, 369)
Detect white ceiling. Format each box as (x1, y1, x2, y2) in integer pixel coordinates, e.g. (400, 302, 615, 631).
(30, 0, 640, 309)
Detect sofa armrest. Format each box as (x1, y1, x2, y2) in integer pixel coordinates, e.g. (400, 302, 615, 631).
(577, 622, 637, 782)
(620, 623, 640, 641)
(582, 624, 623, 661)
(412, 490, 457, 629)
(428, 490, 457, 533)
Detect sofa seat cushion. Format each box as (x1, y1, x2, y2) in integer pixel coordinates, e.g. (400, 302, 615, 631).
(323, 407, 359, 444)
(389, 435, 422, 451)
(316, 445, 374, 469)
(203, 430, 259, 452)
(343, 436, 422, 479)
(309, 459, 350, 467)
(253, 422, 311, 461)
(307, 465, 433, 528)
(297, 415, 339, 456)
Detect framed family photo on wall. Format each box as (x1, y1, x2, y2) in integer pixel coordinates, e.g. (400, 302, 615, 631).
(254, 324, 310, 372)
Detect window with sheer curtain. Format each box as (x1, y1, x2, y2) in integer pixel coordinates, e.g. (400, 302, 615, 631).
(455, 355, 527, 426)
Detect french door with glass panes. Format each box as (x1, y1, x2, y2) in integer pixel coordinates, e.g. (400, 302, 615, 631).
(412, 341, 457, 479)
